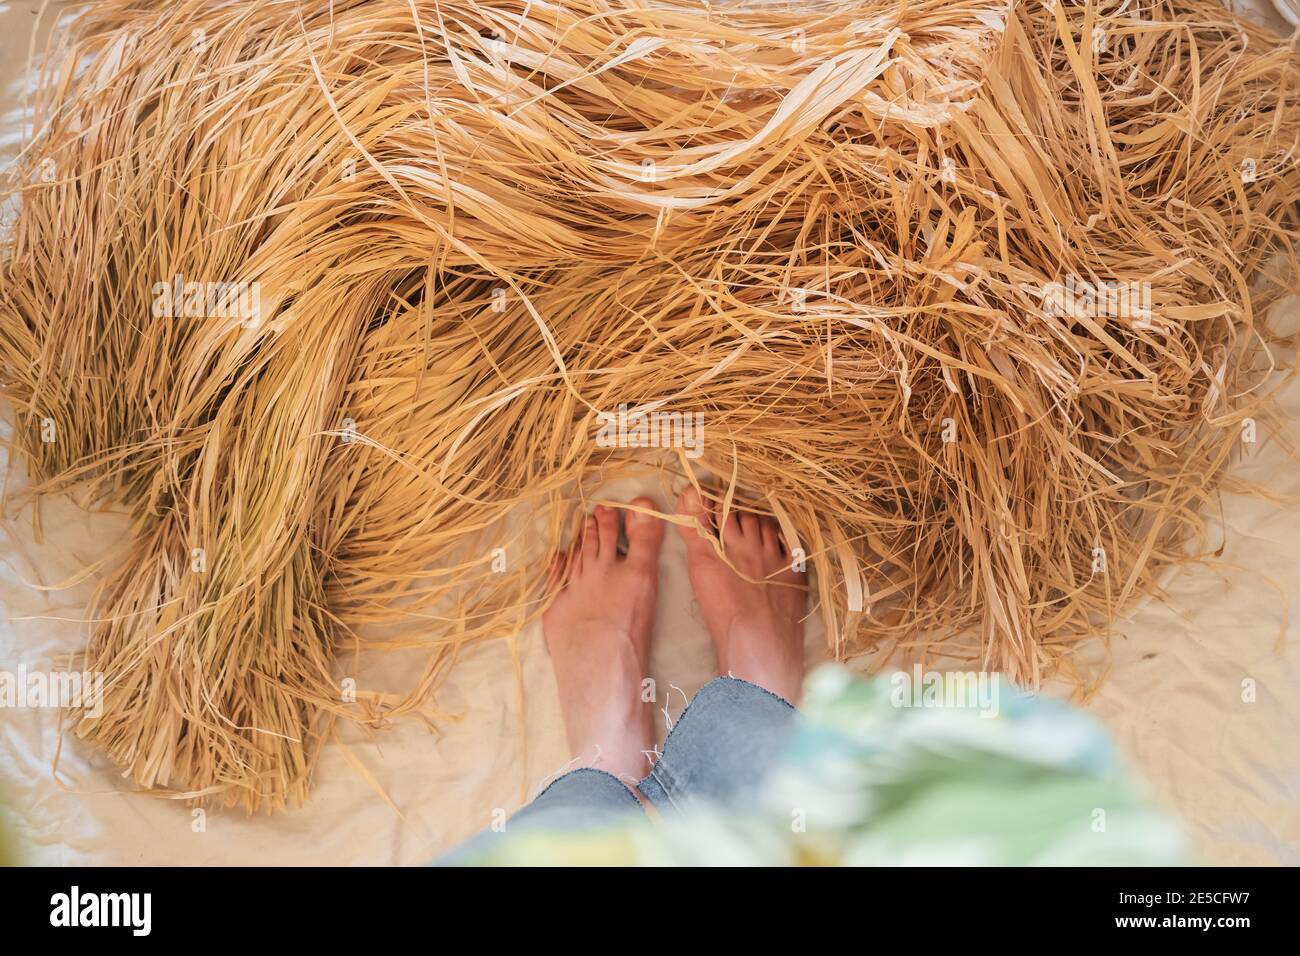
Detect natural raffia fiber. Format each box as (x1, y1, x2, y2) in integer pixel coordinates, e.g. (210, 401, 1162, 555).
(1, 0, 1297, 809)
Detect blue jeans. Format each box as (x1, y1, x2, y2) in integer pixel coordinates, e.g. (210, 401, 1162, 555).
(447, 677, 796, 859)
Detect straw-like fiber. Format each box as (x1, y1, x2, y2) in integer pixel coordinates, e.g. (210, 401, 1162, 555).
(2, 0, 1297, 809)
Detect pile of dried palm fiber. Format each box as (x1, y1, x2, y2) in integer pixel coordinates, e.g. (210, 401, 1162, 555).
(2, 0, 1298, 810)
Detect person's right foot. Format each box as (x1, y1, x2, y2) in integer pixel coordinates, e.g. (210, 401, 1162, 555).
(675, 488, 808, 703)
(542, 497, 664, 785)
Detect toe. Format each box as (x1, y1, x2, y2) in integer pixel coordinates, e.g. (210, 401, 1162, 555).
(565, 530, 584, 577)
(720, 508, 744, 550)
(739, 512, 760, 541)
(594, 505, 619, 561)
(624, 495, 665, 563)
(675, 487, 716, 552)
(579, 514, 600, 566)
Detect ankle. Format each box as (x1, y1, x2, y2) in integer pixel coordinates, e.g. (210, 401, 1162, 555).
(571, 707, 652, 766)
(716, 639, 803, 704)
(577, 735, 652, 783)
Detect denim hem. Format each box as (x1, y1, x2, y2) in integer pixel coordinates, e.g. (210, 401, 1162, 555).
(636, 675, 794, 803)
(533, 765, 644, 810)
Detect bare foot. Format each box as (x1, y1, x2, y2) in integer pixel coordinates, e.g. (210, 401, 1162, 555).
(542, 496, 664, 785)
(675, 488, 808, 703)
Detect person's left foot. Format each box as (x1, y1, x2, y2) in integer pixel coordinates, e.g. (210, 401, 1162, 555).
(542, 497, 664, 786)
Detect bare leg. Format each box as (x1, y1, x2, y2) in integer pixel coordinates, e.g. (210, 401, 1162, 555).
(541, 497, 664, 786)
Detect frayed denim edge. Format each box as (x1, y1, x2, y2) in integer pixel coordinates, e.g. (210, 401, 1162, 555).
(635, 675, 794, 802)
